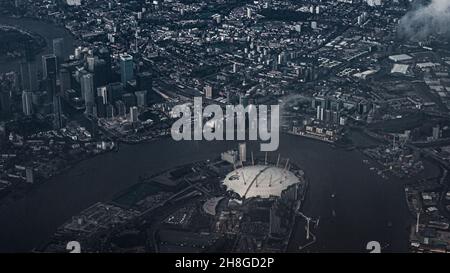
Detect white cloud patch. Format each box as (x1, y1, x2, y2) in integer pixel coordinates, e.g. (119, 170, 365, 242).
(398, 0, 450, 40)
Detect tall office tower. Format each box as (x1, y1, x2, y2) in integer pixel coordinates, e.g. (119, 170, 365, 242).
(85, 101, 95, 116)
(120, 53, 134, 85)
(135, 90, 148, 107)
(108, 82, 124, 102)
(52, 38, 64, 63)
(115, 100, 126, 117)
(53, 94, 63, 129)
(97, 86, 108, 104)
(86, 55, 96, 72)
(19, 61, 31, 91)
(59, 68, 71, 98)
(332, 111, 340, 125)
(45, 71, 63, 129)
(316, 105, 321, 120)
(20, 59, 38, 91)
(22, 91, 33, 116)
(98, 47, 112, 83)
(81, 73, 95, 112)
(136, 71, 153, 102)
(94, 59, 108, 87)
(204, 85, 213, 99)
(129, 106, 139, 123)
(122, 93, 136, 110)
(136, 71, 152, 91)
(42, 54, 58, 80)
(21, 46, 38, 92)
(95, 96, 106, 118)
(325, 109, 331, 123)
(45, 73, 57, 104)
(74, 47, 83, 60)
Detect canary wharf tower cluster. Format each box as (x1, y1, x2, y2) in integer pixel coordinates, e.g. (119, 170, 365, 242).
(0, 0, 450, 253)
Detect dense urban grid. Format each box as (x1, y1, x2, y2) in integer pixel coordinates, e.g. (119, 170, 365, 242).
(0, 0, 450, 253)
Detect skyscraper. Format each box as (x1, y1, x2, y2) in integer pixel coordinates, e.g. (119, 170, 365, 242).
(120, 53, 134, 85)
(97, 86, 108, 105)
(122, 93, 136, 110)
(20, 61, 38, 92)
(95, 96, 106, 118)
(136, 71, 152, 91)
(135, 90, 147, 107)
(22, 40, 38, 92)
(204, 85, 213, 99)
(129, 106, 139, 123)
(53, 94, 63, 129)
(22, 91, 33, 116)
(98, 47, 112, 83)
(81, 73, 95, 114)
(81, 73, 94, 102)
(86, 56, 96, 72)
(52, 38, 64, 63)
(45, 74, 57, 104)
(59, 68, 72, 98)
(42, 54, 58, 80)
(19, 61, 31, 91)
(108, 82, 124, 102)
(94, 59, 108, 87)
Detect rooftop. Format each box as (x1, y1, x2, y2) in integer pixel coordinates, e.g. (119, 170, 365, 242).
(223, 165, 301, 199)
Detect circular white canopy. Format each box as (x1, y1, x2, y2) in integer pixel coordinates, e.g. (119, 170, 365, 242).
(223, 165, 300, 199)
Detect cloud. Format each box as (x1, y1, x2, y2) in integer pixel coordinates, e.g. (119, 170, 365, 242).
(398, 0, 450, 40)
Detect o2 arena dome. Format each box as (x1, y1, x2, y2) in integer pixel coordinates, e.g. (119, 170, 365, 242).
(223, 165, 302, 199)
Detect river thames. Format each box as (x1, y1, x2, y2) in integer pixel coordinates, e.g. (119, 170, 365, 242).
(0, 132, 429, 252)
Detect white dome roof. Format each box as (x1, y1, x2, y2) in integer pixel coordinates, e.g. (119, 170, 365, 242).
(223, 165, 300, 199)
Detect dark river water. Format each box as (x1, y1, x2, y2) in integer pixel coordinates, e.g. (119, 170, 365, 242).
(0, 17, 430, 253)
(0, 133, 428, 253)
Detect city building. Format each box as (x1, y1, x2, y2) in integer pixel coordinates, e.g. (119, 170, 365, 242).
(129, 106, 139, 123)
(21, 91, 33, 116)
(81, 73, 95, 113)
(42, 54, 57, 80)
(120, 53, 134, 86)
(52, 38, 64, 63)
